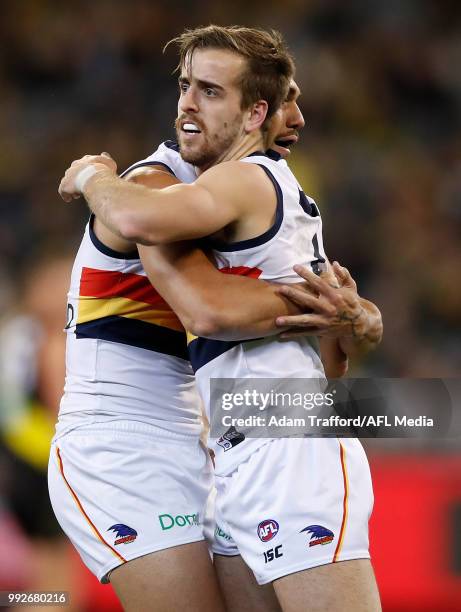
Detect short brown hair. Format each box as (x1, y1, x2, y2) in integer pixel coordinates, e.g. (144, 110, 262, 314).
(165, 25, 295, 123)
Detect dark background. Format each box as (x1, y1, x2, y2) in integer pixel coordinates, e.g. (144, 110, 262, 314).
(0, 1, 460, 610)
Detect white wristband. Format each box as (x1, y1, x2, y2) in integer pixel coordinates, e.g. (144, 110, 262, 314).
(75, 165, 100, 193)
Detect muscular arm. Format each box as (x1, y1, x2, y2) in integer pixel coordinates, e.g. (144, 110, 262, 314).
(71, 161, 301, 340)
(319, 338, 349, 379)
(62, 158, 269, 245)
(335, 296, 382, 361)
(126, 167, 302, 340)
(132, 171, 380, 355)
(318, 296, 382, 378)
(140, 242, 303, 340)
(60, 156, 372, 372)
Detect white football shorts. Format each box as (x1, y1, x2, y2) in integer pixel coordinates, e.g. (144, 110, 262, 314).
(48, 420, 213, 583)
(207, 437, 373, 584)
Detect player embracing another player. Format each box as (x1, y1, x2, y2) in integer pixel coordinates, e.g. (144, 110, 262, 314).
(57, 25, 382, 612)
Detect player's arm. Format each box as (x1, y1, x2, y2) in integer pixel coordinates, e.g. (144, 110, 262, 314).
(60, 155, 309, 339)
(138, 241, 303, 341)
(75, 163, 186, 256)
(275, 263, 383, 363)
(118, 167, 303, 340)
(318, 338, 349, 379)
(58, 154, 259, 244)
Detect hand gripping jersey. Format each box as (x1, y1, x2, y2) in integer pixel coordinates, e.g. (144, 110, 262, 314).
(57, 142, 199, 437)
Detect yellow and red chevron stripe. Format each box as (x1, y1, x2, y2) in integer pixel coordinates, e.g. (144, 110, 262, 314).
(77, 267, 183, 331)
(75, 267, 188, 360)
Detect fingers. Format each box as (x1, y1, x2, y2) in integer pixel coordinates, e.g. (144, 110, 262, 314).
(292, 264, 319, 283)
(58, 152, 117, 202)
(87, 153, 117, 171)
(59, 191, 79, 203)
(292, 264, 340, 301)
(332, 261, 356, 290)
(72, 153, 117, 173)
(98, 152, 117, 172)
(276, 285, 318, 310)
(58, 163, 90, 202)
(58, 174, 76, 202)
(276, 284, 338, 321)
(276, 313, 329, 328)
(332, 261, 347, 281)
(59, 187, 79, 203)
(60, 192, 73, 203)
(319, 263, 340, 289)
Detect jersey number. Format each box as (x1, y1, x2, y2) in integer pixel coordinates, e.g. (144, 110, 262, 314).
(298, 189, 325, 275)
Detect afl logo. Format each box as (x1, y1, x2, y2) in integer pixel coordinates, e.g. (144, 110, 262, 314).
(258, 519, 279, 542)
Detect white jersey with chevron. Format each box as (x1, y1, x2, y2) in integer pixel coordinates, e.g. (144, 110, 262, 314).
(187, 150, 329, 474)
(56, 214, 202, 439)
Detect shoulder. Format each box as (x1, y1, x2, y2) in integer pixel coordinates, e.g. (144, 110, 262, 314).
(196, 159, 271, 188)
(194, 159, 278, 213)
(122, 140, 196, 183)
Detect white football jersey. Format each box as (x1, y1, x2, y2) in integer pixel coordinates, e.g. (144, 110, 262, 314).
(59, 142, 327, 458)
(57, 141, 202, 437)
(185, 150, 328, 472)
(123, 140, 197, 184)
(122, 143, 329, 471)
(59, 217, 201, 437)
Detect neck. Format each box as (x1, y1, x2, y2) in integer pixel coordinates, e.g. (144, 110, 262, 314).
(221, 130, 265, 163)
(196, 130, 264, 175)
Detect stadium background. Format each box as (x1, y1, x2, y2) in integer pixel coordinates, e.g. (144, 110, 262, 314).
(0, 1, 460, 610)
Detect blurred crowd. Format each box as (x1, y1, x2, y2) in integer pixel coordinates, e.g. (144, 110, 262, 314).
(0, 0, 460, 377)
(1, 0, 460, 374)
(0, 1, 460, 609)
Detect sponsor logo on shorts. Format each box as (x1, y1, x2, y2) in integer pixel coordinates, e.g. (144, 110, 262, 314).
(158, 513, 200, 531)
(215, 525, 232, 541)
(300, 525, 334, 547)
(258, 519, 279, 542)
(217, 426, 245, 452)
(108, 524, 138, 545)
(263, 545, 283, 564)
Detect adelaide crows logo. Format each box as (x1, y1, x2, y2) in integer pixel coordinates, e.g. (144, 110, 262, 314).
(108, 524, 138, 545)
(300, 525, 334, 547)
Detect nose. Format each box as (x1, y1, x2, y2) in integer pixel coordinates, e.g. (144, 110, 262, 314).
(179, 86, 199, 114)
(287, 102, 305, 131)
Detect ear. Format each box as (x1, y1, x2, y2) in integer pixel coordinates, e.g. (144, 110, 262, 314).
(244, 100, 268, 133)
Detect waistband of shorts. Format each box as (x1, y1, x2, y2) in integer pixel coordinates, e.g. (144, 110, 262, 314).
(52, 418, 203, 444)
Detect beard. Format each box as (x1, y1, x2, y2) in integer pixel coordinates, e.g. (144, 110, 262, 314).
(175, 115, 243, 170)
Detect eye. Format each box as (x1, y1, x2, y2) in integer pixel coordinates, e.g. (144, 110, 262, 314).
(179, 82, 189, 93)
(204, 88, 216, 97)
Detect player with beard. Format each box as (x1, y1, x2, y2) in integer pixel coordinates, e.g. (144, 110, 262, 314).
(49, 69, 372, 612)
(58, 26, 382, 612)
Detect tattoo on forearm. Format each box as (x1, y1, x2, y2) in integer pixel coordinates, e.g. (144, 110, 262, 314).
(337, 307, 366, 338)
